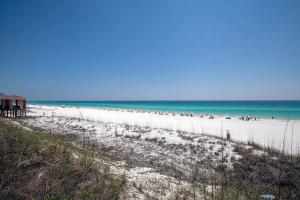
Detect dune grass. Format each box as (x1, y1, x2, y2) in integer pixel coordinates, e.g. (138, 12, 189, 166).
(0, 119, 126, 200)
(1, 117, 300, 200)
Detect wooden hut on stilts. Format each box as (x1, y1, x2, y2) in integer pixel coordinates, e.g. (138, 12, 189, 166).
(0, 95, 27, 117)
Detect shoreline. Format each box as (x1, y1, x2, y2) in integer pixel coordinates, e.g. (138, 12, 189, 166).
(29, 103, 298, 121)
(28, 105, 300, 155)
(29, 101, 300, 120)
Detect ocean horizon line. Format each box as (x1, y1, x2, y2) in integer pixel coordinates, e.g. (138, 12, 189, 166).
(29, 99, 300, 102)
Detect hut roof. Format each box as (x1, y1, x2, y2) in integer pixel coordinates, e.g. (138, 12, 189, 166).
(1, 95, 26, 100)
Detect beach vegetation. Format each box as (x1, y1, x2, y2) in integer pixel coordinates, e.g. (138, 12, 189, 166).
(0, 119, 126, 200)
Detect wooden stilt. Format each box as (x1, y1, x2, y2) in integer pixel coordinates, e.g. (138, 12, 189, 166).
(0, 109, 26, 118)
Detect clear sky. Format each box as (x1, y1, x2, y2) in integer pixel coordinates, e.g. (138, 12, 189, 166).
(0, 0, 300, 100)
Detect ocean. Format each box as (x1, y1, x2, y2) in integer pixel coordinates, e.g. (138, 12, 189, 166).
(29, 101, 300, 120)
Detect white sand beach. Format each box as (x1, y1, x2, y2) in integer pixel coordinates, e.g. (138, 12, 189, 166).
(28, 105, 300, 155)
(7, 104, 299, 198)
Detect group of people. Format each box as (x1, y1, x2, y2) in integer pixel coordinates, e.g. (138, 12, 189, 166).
(239, 115, 257, 121)
(180, 113, 194, 117)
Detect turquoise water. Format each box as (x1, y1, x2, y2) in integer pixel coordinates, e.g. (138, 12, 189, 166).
(29, 101, 300, 119)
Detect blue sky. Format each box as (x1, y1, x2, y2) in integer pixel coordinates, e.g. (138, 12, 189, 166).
(0, 0, 299, 100)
